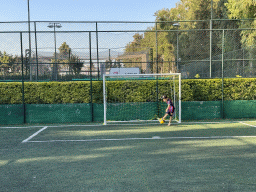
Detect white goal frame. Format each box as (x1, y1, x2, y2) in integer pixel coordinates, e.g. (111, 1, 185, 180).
(103, 73, 181, 125)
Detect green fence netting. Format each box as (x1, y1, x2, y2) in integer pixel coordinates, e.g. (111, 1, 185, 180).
(1, 100, 255, 125)
(224, 100, 256, 119)
(0, 104, 24, 125)
(182, 101, 222, 120)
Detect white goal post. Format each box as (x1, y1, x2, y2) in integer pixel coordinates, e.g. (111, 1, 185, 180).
(103, 73, 181, 125)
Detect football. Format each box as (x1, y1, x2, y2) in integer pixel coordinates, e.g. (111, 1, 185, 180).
(160, 119, 165, 124)
(158, 118, 165, 124)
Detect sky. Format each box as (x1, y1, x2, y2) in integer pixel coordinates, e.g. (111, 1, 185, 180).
(1, 0, 177, 22)
(0, 0, 178, 56)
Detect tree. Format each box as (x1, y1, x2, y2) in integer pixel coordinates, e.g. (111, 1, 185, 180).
(56, 42, 85, 76)
(214, 0, 241, 53)
(124, 29, 174, 73)
(225, 0, 256, 19)
(154, 0, 215, 61)
(0, 52, 17, 78)
(58, 42, 71, 59)
(225, 0, 256, 76)
(125, 33, 144, 52)
(69, 55, 83, 75)
(225, 0, 256, 48)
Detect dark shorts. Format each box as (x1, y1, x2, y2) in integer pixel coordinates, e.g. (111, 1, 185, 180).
(166, 106, 175, 116)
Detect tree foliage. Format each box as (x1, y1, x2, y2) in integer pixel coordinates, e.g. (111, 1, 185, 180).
(56, 42, 84, 75)
(225, 0, 256, 19)
(123, 0, 256, 70)
(58, 42, 71, 60)
(225, 0, 256, 48)
(0, 51, 18, 76)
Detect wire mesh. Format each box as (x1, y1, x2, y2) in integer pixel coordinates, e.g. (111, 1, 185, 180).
(0, 21, 255, 124)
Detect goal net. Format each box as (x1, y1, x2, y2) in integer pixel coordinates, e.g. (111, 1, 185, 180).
(103, 73, 181, 125)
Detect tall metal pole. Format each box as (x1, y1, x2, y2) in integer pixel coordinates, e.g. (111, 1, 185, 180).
(155, 22, 159, 117)
(96, 22, 100, 80)
(34, 22, 39, 81)
(89, 32, 94, 122)
(210, 21, 212, 78)
(177, 32, 179, 72)
(20, 32, 26, 124)
(210, 0, 213, 78)
(54, 23, 57, 80)
(27, 0, 32, 81)
(221, 30, 225, 119)
(155, 22, 158, 74)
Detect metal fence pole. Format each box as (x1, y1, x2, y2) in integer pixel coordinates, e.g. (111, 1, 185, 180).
(89, 32, 94, 122)
(54, 24, 57, 80)
(34, 22, 39, 81)
(20, 32, 26, 124)
(155, 22, 159, 117)
(176, 31, 179, 72)
(210, 0, 213, 78)
(96, 22, 100, 80)
(221, 29, 225, 119)
(210, 20, 212, 78)
(155, 22, 158, 74)
(27, 0, 32, 81)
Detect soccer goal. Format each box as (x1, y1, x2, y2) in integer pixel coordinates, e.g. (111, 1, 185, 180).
(103, 73, 181, 125)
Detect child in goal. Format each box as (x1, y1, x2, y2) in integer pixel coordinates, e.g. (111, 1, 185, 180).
(159, 95, 175, 126)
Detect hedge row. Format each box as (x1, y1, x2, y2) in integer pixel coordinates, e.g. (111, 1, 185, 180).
(0, 78, 255, 104)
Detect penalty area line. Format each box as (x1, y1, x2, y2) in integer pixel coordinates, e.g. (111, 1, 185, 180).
(239, 122, 256, 128)
(23, 135, 256, 143)
(22, 126, 48, 143)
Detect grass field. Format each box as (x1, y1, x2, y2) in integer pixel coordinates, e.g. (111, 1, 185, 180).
(1, 121, 256, 192)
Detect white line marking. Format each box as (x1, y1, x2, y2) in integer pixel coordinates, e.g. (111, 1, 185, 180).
(239, 122, 256, 128)
(0, 126, 44, 129)
(0, 121, 228, 129)
(22, 126, 48, 143)
(48, 124, 103, 128)
(0, 124, 103, 129)
(2, 120, 255, 129)
(24, 135, 256, 143)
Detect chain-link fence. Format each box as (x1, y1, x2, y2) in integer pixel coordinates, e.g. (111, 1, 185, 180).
(0, 20, 255, 124)
(1, 21, 256, 81)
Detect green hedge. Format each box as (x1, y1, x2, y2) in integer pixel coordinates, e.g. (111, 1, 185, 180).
(0, 82, 102, 104)
(0, 78, 255, 104)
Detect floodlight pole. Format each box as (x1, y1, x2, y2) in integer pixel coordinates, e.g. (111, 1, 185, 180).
(48, 23, 62, 81)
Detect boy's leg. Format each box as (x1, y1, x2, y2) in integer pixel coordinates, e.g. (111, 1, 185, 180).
(158, 113, 168, 124)
(162, 113, 168, 120)
(168, 115, 172, 126)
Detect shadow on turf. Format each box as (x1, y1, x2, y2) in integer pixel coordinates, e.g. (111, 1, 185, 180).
(1, 124, 256, 192)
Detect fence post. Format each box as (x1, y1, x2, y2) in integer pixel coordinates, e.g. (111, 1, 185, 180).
(155, 22, 158, 74)
(209, 20, 212, 78)
(221, 29, 225, 119)
(96, 22, 100, 80)
(89, 32, 94, 122)
(20, 32, 26, 124)
(34, 22, 39, 81)
(155, 22, 160, 117)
